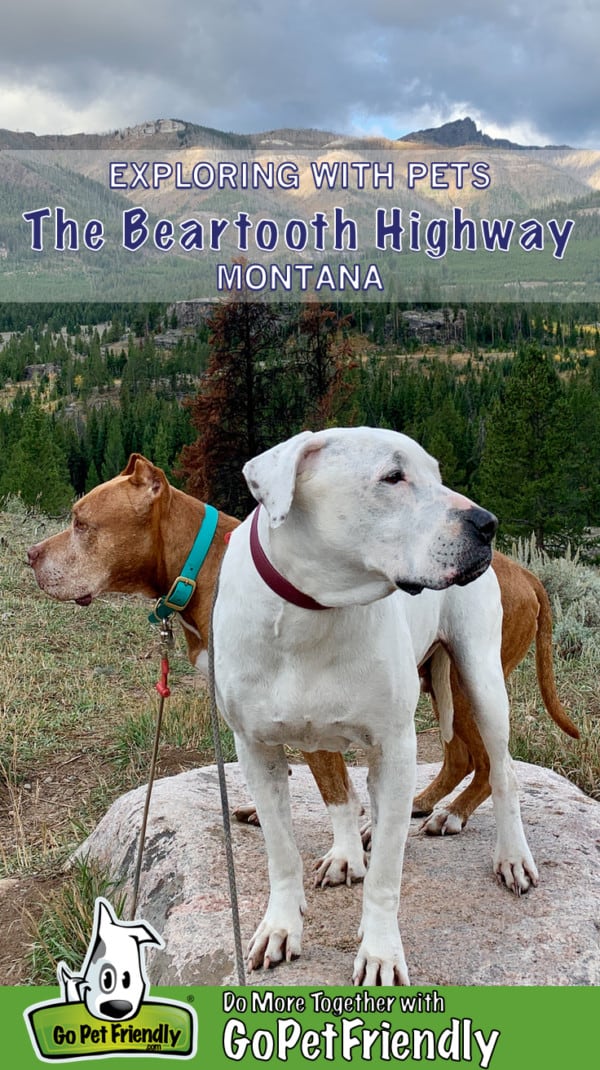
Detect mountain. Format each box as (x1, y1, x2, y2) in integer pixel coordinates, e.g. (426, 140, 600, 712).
(398, 116, 570, 151)
(0, 118, 387, 153)
(0, 115, 575, 153)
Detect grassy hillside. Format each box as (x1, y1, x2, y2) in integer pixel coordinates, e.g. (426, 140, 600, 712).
(0, 497, 597, 981)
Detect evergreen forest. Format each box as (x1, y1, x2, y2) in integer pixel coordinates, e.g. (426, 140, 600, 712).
(1, 299, 599, 559)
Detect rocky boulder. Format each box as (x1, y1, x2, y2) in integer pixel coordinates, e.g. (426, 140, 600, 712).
(77, 761, 600, 987)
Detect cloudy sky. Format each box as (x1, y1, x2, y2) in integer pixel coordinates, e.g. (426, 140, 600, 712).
(1, 1, 598, 146)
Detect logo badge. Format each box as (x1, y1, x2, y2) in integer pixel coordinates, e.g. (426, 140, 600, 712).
(25, 897, 197, 1061)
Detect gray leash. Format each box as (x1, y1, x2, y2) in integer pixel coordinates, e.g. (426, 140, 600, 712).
(131, 581, 246, 987)
(131, 617, 174, 919)
(208, 564, 247, 986)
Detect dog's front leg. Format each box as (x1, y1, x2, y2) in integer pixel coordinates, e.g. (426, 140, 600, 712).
(353, 720, 416, 986)
(235, 736, 306, 971)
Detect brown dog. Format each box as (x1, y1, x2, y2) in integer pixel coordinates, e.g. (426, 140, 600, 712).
(412, 551, 579, 835)
(28, 455, 577, 872)
(27, 454, 238, 670)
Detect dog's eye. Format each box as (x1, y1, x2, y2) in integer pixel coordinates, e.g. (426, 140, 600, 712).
(73, 516, 87, 532)
(381, 470, 405, 485)
(100, 965, 116, 993)
(122, 971, 131, 989)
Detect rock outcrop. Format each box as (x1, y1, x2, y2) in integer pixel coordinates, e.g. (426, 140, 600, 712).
(78, 761, 600, 987)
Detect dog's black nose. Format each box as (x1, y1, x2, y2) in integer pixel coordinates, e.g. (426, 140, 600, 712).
(99, 1000, 134, 1019)
(466, 507, 498, 544)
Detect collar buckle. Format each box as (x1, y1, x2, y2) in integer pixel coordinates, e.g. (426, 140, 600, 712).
(162, 575, 197, 612)
(149, 576, 196, 624)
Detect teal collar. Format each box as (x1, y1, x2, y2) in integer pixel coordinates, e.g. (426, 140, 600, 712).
(149, 504, 219, 624)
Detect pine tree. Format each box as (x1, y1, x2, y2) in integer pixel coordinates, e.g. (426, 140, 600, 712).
(178, 296, 280, 516)
(0, 401, 73, 513)
(101, 413, 126, 480)
(85, 459, 102, 492)
(152, 419, 171, 473)
(567, 374, 600, 526)
(476, 345, 586, 551)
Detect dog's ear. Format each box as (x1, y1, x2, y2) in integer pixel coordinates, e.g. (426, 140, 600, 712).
(243, 430, 326, 527)
(121, 453, 145, 476)
(123, 455, 167, 501)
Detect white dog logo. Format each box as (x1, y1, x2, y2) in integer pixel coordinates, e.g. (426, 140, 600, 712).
(57, 897, 163, 1022)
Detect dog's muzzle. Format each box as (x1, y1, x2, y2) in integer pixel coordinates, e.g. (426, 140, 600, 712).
(453, 505, 497, 587)
(463, 505, 498, 544)
(395, 506, 497, 596)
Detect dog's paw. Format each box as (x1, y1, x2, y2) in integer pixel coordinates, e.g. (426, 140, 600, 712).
(247, 900, 305, 971)
(313, 848, 367, 888)
(420, 809, 464, 836)
(493, 847, 539, 895)
(247, 925, 302, 971)
(352, 941, 409, 986)
(494, 858, 539, 896)
(233, 804, 261, 826)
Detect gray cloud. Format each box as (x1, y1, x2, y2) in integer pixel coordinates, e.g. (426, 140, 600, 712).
(0, 1, 598, 145)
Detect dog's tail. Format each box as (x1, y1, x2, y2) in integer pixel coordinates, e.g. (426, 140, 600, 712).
(531, 572, 579, 739)
(429, 647, 454, 743)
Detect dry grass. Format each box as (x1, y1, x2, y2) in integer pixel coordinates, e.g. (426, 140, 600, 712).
(510, 666, 599, 798)
(509, 535, 600, 799)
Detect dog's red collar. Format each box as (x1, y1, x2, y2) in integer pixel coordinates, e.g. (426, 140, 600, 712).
(249, 507, 330, 611)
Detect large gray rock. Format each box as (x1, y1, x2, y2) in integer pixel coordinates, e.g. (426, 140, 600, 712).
(77, 761, 600, 986)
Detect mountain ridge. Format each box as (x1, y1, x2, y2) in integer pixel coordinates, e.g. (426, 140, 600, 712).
(397, 116, 570, 151)
(0, 115, 572, 152)
(0, 118, 377, 152)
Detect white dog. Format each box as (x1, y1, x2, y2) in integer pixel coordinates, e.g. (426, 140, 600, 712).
(213, 427, 538, 985)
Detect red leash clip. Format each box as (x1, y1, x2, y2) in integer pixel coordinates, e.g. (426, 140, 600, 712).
(156, 656, 171, 698)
